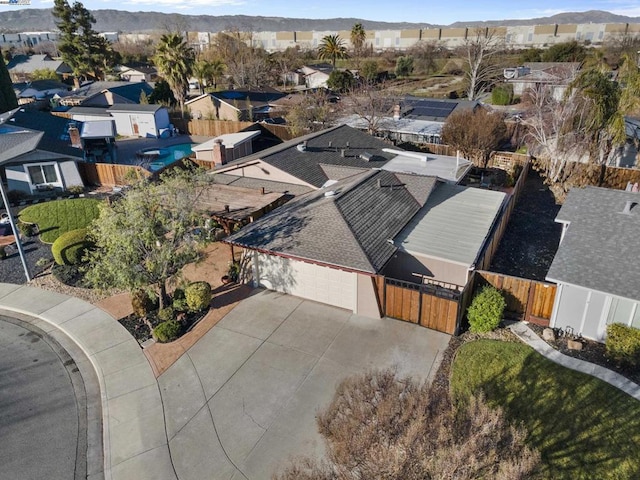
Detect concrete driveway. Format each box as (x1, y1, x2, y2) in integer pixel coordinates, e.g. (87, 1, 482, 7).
(159, 290, 451, 480)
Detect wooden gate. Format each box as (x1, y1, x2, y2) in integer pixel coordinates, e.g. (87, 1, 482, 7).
(376, 277, 464, 335)
(473, 271, 556, 326)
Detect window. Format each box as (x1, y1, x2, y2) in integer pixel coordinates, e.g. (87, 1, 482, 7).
(607, 297, 635, 326)
(27, 163, 59, 187)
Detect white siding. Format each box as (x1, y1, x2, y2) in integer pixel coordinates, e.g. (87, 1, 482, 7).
(255, 253, 356, 311)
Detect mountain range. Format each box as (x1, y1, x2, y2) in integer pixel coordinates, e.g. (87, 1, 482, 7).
(0, 9, 638, 34)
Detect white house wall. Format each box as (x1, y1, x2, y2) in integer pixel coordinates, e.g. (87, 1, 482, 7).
(253, 252, 357, 312)
(111, 112, 157, 138)
(551, 283, 640, 342)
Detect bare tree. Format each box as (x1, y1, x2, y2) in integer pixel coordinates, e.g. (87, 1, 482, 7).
(462, 27, 505, 101)
(275, 369, 539, 480)
(340, 83, 398, 135)
(284, 90, 337, 135)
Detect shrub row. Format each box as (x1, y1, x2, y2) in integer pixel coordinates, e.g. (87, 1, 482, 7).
(52, 228, 94, 266)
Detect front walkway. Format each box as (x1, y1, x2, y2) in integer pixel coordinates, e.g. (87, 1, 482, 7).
(508, 322, 640, 401)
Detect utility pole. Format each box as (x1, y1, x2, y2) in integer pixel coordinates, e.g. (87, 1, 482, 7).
(0, 182, 31, 282)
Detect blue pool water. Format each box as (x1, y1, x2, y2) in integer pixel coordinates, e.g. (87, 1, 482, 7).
(139, 143, 194, 171)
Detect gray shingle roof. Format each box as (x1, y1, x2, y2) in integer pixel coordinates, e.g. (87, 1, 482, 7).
(5, 110, 83, 158)
(212, 173, 313, 196)
(68, 106, 111, 116)
(226, 125, 397, 188)
(546, 186, 640, 301)
(7, 54, 71, 75)
(0, 128, 42, 165)
(225, 170, 437, 273)
(107, 104, 163, 113)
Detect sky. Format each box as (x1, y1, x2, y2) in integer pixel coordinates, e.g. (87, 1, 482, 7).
(4, 0, 640, 25)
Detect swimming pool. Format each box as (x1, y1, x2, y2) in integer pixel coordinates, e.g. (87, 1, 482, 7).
(138, 143, 194, 171)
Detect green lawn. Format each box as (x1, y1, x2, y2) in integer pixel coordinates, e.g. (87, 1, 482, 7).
(19, 198, 102, 243)
(450, 340, 640, 480)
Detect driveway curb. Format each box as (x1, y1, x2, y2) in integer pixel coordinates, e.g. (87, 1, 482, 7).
(0, 283, 177, 480)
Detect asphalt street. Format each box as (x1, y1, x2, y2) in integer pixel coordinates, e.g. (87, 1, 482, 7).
(0, 316, 86, 480)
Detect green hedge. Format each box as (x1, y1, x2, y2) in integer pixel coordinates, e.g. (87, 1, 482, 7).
(467, 285, 506, 333)
(153, 320, 181, 343)
(606, 323, 640, 368)
(51, 228, 93, 265)
(185, 281, 212, 312)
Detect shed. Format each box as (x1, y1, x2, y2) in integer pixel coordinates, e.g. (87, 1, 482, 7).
(107, 104, 171, 138)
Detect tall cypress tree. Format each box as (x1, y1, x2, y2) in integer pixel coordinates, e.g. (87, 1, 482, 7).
(53, 0, 110, 88)
(0, 51, 18, 114)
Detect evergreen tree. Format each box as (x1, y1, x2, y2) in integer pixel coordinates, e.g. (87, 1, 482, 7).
(0, 52, 18, 114)
(52, 0, 110, 87)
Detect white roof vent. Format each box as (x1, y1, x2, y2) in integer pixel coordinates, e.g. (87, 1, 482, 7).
(360, 152, 373, 162)
(296, 140, 308, 152)
(621, 200, 638, 214)
(324, 190, 337, 197)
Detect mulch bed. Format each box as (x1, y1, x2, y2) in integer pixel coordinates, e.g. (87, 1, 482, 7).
(119, 308, 210, 345)
(528, 323, 640, 385)
(490, 170, 562, 281)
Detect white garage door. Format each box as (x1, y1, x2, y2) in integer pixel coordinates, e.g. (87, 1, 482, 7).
(255, 253, 356, 311)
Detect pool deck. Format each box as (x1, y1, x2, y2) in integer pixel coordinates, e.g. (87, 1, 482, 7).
(114, 135, 210, 166)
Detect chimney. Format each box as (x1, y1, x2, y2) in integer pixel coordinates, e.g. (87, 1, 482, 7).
(213, 138, 227, 165)
(68, 126, 82, 149)
(393, 104, 401, 120)
(622, 200, 637, 214)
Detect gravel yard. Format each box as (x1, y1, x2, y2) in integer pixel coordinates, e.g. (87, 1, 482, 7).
(490, 170, 562, 281)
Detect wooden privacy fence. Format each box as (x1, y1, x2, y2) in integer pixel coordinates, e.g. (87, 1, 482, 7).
(472, 271, 557, 326)
(170, 118, 254, 137)
(374, 277, 469, 335)
(475, 157, 531, 271)
(78, 162, 150, 187)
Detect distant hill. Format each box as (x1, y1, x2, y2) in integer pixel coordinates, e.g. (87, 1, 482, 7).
(449, 10, 640, 27)
(0, 8, 639, 34)
(0, 9, 435, 34)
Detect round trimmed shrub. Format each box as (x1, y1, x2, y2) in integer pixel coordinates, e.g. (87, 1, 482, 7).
(467, 285, 506, 333)
(185, 281, 212, 312)
(171, 288, 188, 313)
(52, 228, 93, 265)
(131, 289, 157, 317)
(153, 320, 181, 343)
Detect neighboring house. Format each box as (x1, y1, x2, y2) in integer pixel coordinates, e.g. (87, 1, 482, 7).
(186, 87, 286, 121)
(215, 125, 397, 189)
(299, 64, 332, 89)
(107, 104, 171, 138)
(546, 186, 640, 342)
(12, 80, 70, 105)
(191, 130, 261, 165)
(118, 65, 158, 83)
(6, 54, 72, 82)
(59, 81, 154, 107)
(0, 109, 84, 194)
(342, 97, 481, 145)
(503, 62, 581, 101)
(224, 168, 506, 316)
(217, 124, 472, 186)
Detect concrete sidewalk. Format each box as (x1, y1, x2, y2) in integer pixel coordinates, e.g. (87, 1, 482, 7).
(0, 283, 176, 480)
(508, 322, 640, 401)
(0, 283, 451, 480)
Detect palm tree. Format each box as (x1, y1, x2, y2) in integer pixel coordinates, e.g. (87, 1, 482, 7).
(208, 59, 226, 90)
(318, 34, 348, 69)
(193, 60, 213, 95)
(153, 33, 195, 118)
(350, 23, 367, 64)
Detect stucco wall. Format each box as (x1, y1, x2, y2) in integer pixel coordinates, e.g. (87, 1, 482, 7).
(382, 250, 468, 289)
